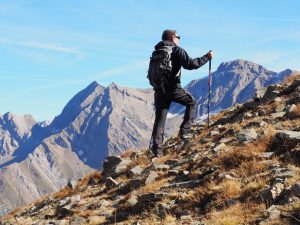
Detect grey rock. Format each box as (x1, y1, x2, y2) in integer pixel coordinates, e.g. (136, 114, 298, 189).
(99, 209, 114, 217)
(261, 182, 285, 204)
(54, 220, 69, 225)
(70, 217, 86, 225)
(138, 192, 165, 204)
(260, 152, 275, 158)
(154, 164, 170, 171)
(58, 197, 71, 208)
(263, 85, 280, 100)
(237, 128, 258, 143)
(210, 130, 220, 136)
(118, 179, 143, 194)
(274, 97, 282, 102)
(114, 159, 132, 174)
(266, 205, 281, 220)
(218, 172, 236, 180)
(213, 143, 227, 152)
(245, 112, 253, 118)
(271, 112, 286, 118)
(278, 130, 300, 140)
(127, 195, 138, 206)
(145, 171, 159, 184)
(128, 166, 143, 176)
(164, 179, 204, 189)
(99, 199, 111, 208)
(219, 137, 234, 144)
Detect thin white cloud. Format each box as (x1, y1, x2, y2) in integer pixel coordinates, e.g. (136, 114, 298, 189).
(17, 41, 79, 55)
(0, 37, 82, 58)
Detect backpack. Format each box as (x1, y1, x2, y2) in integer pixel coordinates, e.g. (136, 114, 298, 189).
(147, 46, 174, 92)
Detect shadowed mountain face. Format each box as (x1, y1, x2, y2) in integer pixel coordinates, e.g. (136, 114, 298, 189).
(0, 59, 297, 214)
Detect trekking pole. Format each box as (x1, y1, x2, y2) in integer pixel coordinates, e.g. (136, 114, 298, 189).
(207, 57, 212, 128)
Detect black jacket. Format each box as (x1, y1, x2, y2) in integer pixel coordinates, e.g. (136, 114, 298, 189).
(154, 41, 210, 87)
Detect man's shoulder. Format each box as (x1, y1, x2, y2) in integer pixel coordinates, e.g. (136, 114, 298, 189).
(172, 46, 186, 56)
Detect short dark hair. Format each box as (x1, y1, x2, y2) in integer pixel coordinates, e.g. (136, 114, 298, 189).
(162, 30, 177, 41)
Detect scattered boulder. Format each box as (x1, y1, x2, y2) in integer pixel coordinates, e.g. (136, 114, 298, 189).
(102, 156, 132, 178)
(263, 85, 280, 100)
(237, 128, 258, 143)
(213, 143, 227, 153)
(70, 216, 86, 225)
(285, 104, 299, 119)
(271, 112, 286, 118)
(128, 166, 144, 177)
(261, 180, 285, 205)
(145, 171, 159, 185)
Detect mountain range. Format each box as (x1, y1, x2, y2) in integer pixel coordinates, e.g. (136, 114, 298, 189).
(1, 72, 299, 224)
(0, 59, 298, 214)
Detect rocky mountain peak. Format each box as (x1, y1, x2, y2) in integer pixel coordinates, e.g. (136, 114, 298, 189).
(50, 81, 105, 131)
(216, 59, 267, 74)
(0, 112, 36, 158)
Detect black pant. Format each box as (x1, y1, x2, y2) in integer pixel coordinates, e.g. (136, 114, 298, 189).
(151, 86, 196, 150)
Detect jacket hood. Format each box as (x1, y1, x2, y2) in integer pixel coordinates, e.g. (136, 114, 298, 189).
(154, 41, 176, 50)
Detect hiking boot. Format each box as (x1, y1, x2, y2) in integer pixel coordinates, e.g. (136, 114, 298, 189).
(150, 147, 163, 158)
(180, 131, 193, 140)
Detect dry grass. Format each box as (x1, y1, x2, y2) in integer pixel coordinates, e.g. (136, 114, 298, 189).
(0, 207, 21, 221)
(283, 74, 300, 85)
(210, 111, 228, 122)
(239, 158, 269, 177)
(128, 155, 151, 169)
(240, 177, 269, 202)
(120, 149, 136, 158)
(161, 214, 178, 225)
(218, 179, 242, 198)
(204, 202, 264, 225)
(87, 215, 107, 224)
(52, 186, 73, 199)
(76, 171, 102, 189)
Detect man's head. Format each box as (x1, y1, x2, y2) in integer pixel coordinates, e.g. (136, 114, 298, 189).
(162, 29, 180, 45)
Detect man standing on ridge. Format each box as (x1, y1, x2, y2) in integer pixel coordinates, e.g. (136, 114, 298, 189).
(148, 29, 214, 157)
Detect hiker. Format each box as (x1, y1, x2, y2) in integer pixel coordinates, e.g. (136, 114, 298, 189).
(148, 29, 214, 157)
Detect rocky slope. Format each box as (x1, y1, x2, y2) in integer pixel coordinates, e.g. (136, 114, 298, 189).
(0, 59, 297, 217)
(1, 75, 299, 225)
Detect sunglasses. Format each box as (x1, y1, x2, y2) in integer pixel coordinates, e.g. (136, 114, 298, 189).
(175, 35, 180, 39)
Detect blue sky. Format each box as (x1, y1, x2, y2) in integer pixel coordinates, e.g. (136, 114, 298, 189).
(0, 0, 299, 121)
